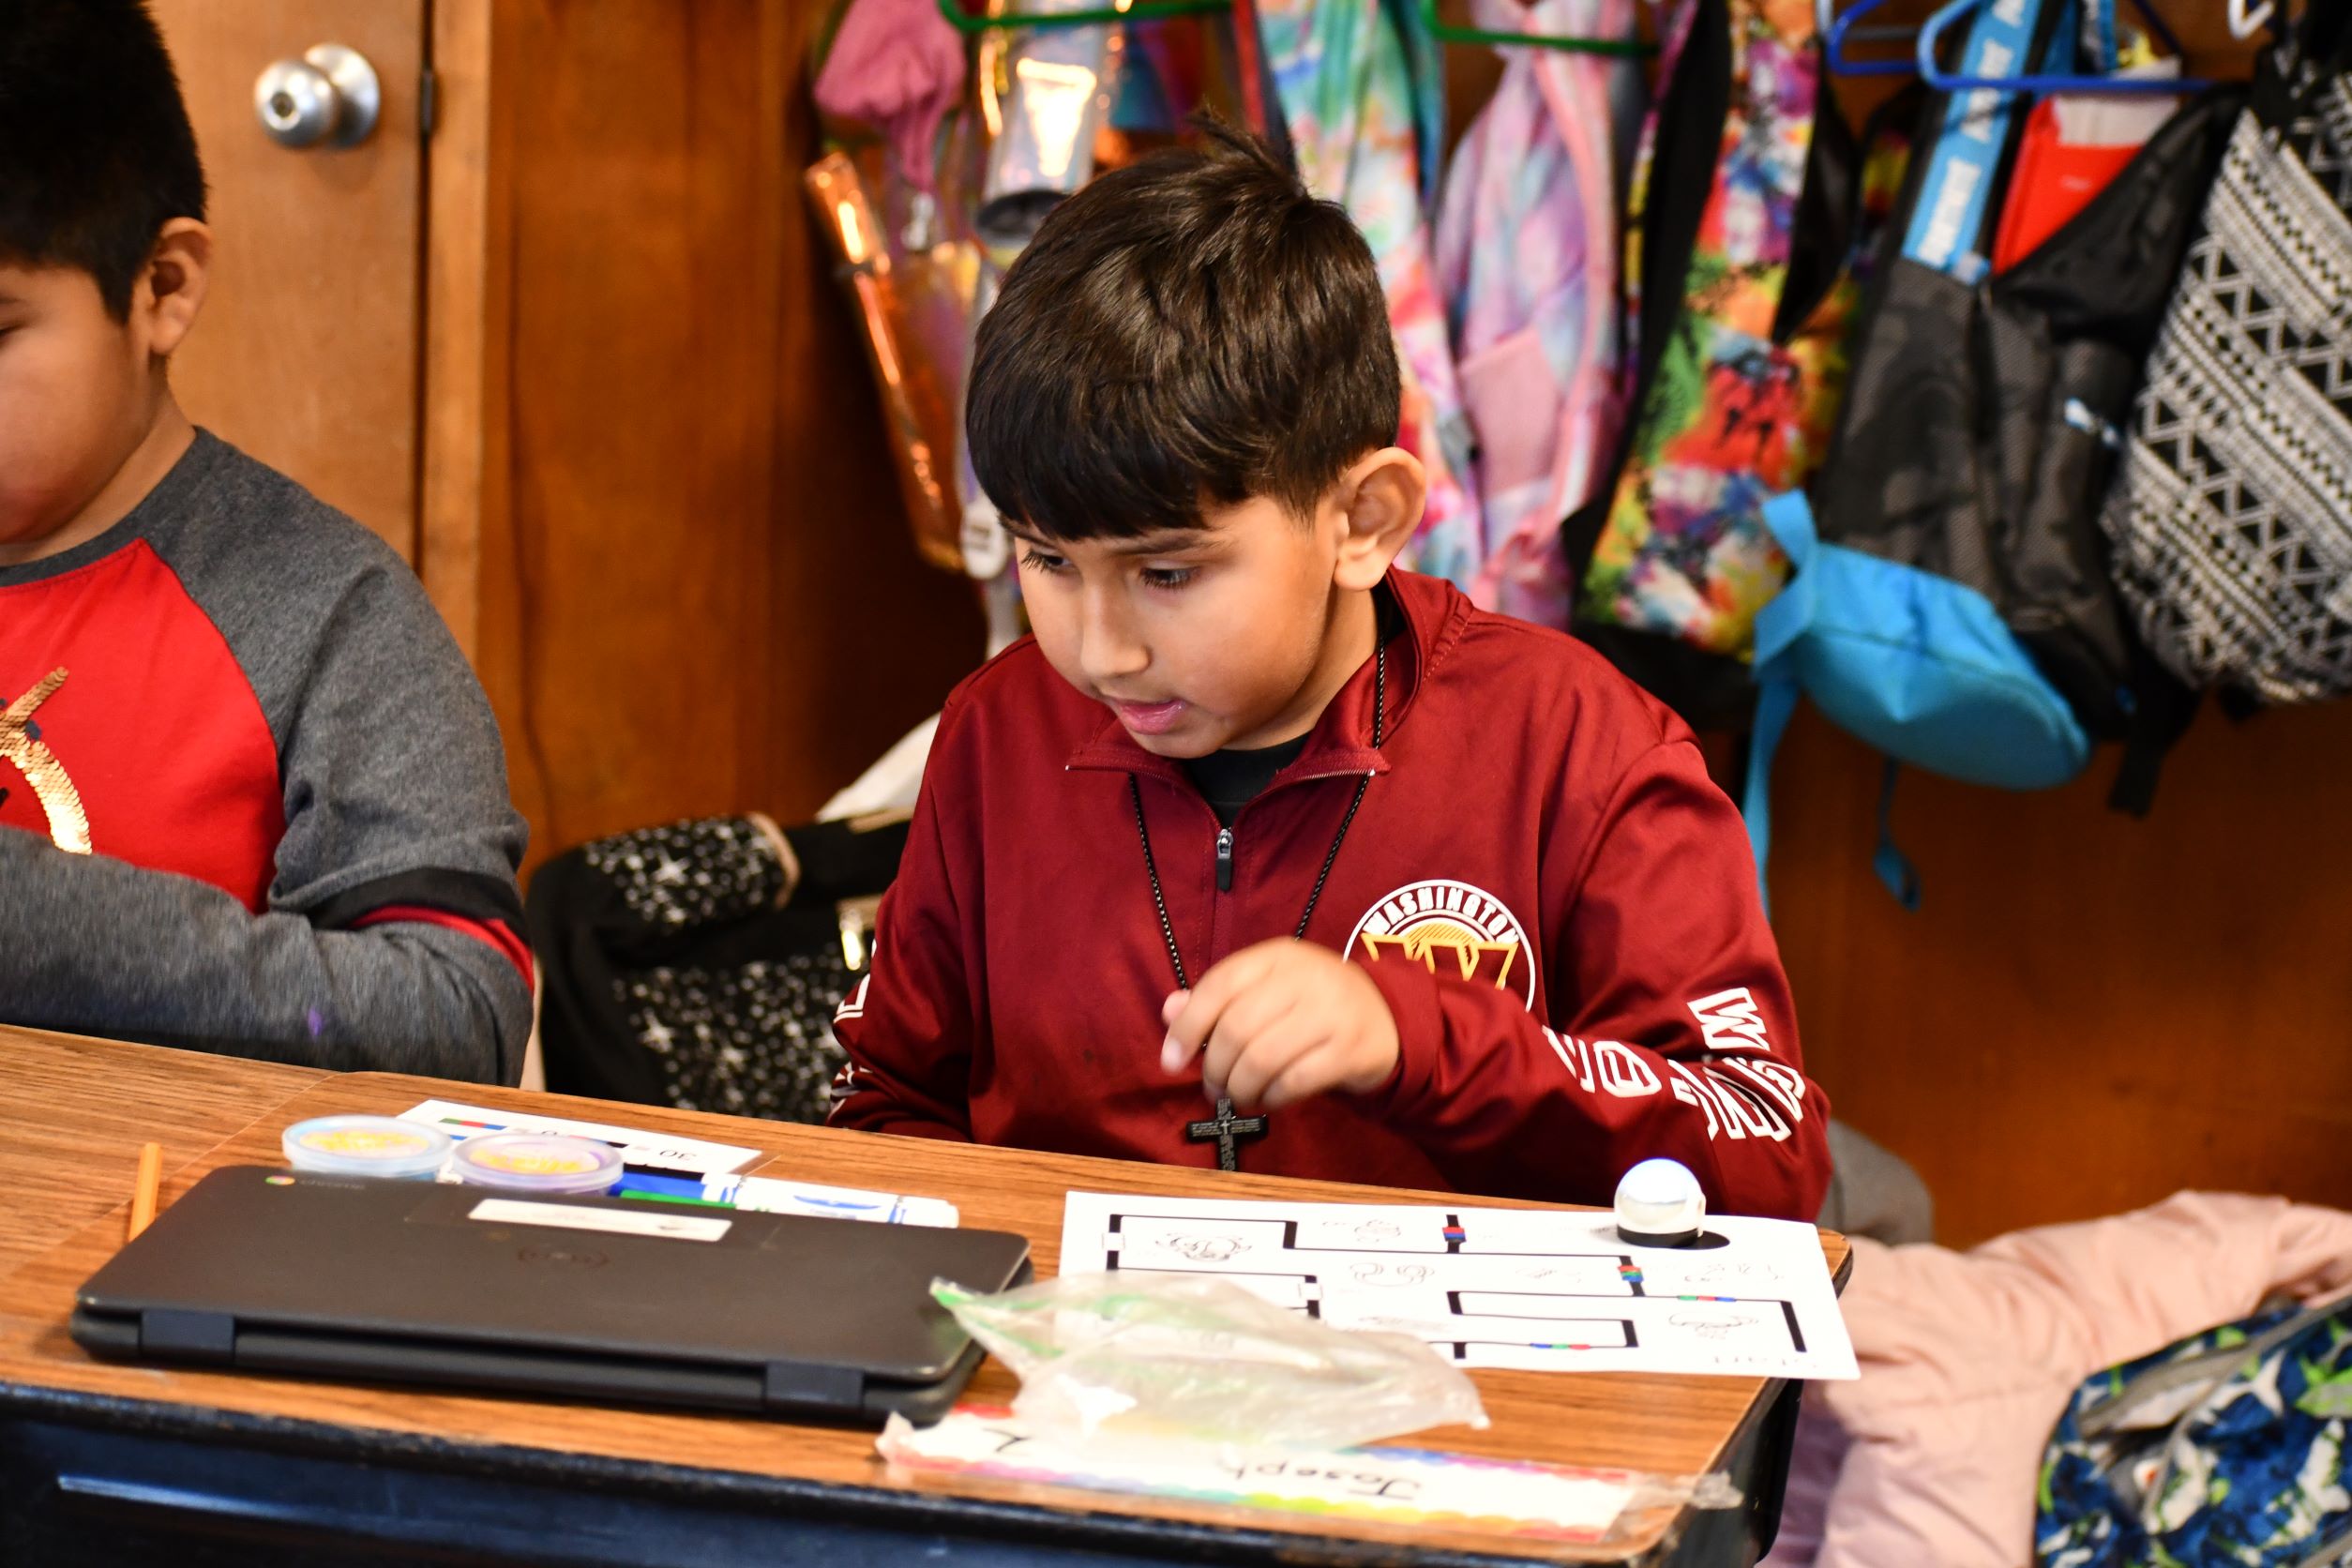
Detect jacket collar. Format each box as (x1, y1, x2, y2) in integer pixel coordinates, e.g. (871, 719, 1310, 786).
(1063, 568, 1470, 786)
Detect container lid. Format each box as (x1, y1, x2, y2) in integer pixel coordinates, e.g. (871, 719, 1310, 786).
(450, 1131, 625, 1194)
(281, 1115, 454, 1179)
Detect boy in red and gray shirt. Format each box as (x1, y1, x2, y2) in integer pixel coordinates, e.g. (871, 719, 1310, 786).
(830, 128, 1830, 1219)
(0, 3, 529, 1078)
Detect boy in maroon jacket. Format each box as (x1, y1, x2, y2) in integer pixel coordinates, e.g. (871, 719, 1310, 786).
(829, 128, 1831, 1220)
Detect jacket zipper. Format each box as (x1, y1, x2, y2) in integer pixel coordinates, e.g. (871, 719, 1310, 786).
(1198, 758, 1374, 899)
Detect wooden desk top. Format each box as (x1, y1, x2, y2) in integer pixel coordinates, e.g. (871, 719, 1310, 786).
(0, 1028, 1848, 1565)
(0, 1027, 324, 1280)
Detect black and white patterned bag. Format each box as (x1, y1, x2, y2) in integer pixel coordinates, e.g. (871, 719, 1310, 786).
(526, 814, 906, 1123)
(2101, 7, 2352, 704)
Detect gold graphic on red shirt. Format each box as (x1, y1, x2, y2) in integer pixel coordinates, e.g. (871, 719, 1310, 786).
(1, 668, 91, 855)
(1344, 879, 1538, 1010)
(1358, 924, 1522, 990)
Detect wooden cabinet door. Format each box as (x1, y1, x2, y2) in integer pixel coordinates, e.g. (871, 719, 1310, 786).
(147, 2, 426, 561)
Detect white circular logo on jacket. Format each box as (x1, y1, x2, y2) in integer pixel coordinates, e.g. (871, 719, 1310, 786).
(1344, 880, 1535, 1009)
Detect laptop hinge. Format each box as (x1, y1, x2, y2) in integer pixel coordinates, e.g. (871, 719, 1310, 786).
(762, 1361, 865, 1414)
(140, 1309, 236, 1362)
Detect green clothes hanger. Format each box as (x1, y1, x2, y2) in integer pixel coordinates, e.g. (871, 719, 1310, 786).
(1417, 0, 1655, 57)
(935, 0, 1228, 33)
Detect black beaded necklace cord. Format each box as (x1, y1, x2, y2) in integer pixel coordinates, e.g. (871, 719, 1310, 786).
(1129, 635, 1387, 1169)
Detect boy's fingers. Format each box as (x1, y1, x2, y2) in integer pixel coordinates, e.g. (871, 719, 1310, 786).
(1157, 990, 1191, 1071)
(1162, 948, 1278, 1066)
(1223, 1022, 1325, 1111)
(1260, 1045, 1342, 1110)
(1199, 991, 1302, 1101)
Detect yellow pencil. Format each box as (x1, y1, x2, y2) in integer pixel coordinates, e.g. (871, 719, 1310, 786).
(128, 1141, 162, 1241)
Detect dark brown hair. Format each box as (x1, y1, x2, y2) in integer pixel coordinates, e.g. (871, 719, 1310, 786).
(966, 121, 1399, 540)
(0, 1, 208, 318)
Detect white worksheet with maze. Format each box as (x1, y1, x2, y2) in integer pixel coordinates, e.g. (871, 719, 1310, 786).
(1059, 1193, 1857, 1380)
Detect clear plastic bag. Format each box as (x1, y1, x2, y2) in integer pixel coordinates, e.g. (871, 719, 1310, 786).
(932, 1271, 1489, 1452)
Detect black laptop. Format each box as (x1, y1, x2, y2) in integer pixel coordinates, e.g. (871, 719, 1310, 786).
(71, 1166, 1031, 1425)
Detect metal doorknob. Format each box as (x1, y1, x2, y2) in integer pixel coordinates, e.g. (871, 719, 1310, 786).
(253, 44, 380, 149)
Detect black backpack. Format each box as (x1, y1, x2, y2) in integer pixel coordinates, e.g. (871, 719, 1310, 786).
(1811, 76, 2246, 810)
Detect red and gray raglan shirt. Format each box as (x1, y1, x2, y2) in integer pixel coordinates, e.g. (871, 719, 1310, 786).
(0, 430, 531, 1079)
(829, 568, 1832, 1220)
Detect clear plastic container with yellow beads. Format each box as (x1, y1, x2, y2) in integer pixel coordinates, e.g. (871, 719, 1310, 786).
(280, 1115, 454, 1180)
(448, 1131, 624, 1196)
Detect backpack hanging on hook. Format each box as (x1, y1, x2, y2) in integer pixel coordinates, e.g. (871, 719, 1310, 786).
(1744, 0, 2246, 906)
(1433, 0, 1646, 629)
(1562, 0, 1883, 730)
(2101, 1, 2352, 708)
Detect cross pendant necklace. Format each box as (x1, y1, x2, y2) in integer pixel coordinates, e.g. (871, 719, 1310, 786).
(1129, 636, 1385, 1171)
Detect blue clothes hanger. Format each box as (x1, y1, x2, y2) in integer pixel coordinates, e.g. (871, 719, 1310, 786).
(1915, 0, 2209, 92)
(1824, 0, 1923, 78)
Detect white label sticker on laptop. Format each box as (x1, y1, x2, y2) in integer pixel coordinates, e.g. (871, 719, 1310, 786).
(467, 1198, 732, 1243)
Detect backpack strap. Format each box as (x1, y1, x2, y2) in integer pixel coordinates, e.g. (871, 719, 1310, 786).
(1744, 673, 1801, 913)
(2079, 0, 2118, 75)
(1743, 491, 1822, 910)
(1744, 491, 1928, 912)
(1899, 0, 2073, 279)
(1872, 761, 1921, 911)
(2107, 659, 2202, 817)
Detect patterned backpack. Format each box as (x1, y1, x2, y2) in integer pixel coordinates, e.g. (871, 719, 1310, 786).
(2100, 4, 2352, 705)
(1562, 0, 1896, 729)
(2036, 1295, 2352, 1568)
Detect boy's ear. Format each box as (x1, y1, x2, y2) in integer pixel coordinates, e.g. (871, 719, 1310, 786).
(1329, 446, 1425, 592)
(136, 219, 212, 361)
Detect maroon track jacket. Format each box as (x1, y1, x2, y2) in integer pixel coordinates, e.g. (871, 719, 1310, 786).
(829, 569, 1831, 1220)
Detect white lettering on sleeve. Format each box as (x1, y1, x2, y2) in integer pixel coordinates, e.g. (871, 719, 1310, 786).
(1703, 1067, 1794, 1141)
(1592, 1040, 1662, 1099)
(1543, 1027, 1597, 1093)
(1687, 988, 1772, 1053)
(1720, 1057, 1808, 1124)
(1666, 1061, 1723, 1140)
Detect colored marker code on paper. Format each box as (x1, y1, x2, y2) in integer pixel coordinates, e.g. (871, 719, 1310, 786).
(399, 1099, 763, 1179)
(398, 1102, 958, 1226)
(620, 1171, 959, 1228)
(878, 1406, 1654, 1544)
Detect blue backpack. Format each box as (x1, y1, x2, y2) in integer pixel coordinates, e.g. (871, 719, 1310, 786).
(1741, 490, 2088, 907)
(2036, 1296, 2352, 1568)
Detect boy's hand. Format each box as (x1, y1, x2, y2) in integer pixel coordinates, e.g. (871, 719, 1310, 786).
(1159, 939, 1400, 1112)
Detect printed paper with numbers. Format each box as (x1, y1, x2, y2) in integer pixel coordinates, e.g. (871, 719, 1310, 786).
(1058, 1192, 1857, 1380)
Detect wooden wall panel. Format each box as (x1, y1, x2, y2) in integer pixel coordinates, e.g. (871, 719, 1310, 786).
(1767, 700, 2352, 1245)
(481, 0, 984, 864)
